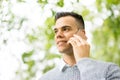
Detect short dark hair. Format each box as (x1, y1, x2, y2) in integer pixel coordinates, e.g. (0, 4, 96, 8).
(55, 12, 85, 29)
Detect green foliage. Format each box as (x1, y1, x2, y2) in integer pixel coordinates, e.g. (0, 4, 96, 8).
(43, 64, 55, 73)
(95, 0, 102, 12)
(17, 0, 25, 2)
(27, 34, 38, 43)
(22, 51, 36, 79)
(45, 53, 61, 60)
(96, 0, 120, 11)
(38, 0, 47, 4)
(0, 0, 27, 31)
(81, 9, 90, 17)
(92, 0, 120, 66)
(43, 16, 55, 50)
(22, 50, 34, 63)
(57, 0, 64, 7)
(38, 0, 48, 6)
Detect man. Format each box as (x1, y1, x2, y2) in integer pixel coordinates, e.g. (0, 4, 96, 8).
(40, 12, 120, 80)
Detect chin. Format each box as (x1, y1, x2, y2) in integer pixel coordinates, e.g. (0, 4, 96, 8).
(58, 48, 66, 53)
(58, 45, 72, 52)
(58, 49, 73, 54)
(58, 49, 65, 53)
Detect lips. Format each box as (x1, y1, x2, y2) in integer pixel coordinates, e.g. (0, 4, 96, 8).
(57, 40, 67, 46)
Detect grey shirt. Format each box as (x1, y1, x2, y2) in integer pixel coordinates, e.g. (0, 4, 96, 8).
(40, 58, 120, 80)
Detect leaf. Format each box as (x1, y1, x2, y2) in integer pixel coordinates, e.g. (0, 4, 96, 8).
(43, 64, 55, 73)
(27, 34, 38, 43)
(45, 53, 61, 60)
(22, 50, 34, 63)
(57, 0, 64, 7)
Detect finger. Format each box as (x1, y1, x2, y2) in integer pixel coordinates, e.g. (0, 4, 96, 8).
(73, 34, 85, 45)
(72, 37, 82, 46)
(68, 37, 77, 47)
(74, 34, 90, 48)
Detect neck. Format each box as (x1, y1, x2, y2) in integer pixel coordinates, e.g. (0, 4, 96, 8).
(62, 53, 76, 66)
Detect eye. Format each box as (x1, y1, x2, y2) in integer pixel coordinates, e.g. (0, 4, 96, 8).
(53, 29, 58, 34)
(62, 27, 70, 31)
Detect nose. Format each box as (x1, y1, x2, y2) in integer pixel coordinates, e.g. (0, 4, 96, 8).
(55, 30, 64, 39)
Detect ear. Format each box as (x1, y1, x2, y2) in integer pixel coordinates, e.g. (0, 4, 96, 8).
(80, 30, 87, 40)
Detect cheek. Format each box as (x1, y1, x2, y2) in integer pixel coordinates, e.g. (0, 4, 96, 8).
(54, 36, 57, 43)
(65, 33, 74, 40)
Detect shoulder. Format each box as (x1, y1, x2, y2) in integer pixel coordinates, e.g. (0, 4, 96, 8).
(77, 58, 119, 68)
(77, 58, 120, 73)
(77, 58, 120, 79)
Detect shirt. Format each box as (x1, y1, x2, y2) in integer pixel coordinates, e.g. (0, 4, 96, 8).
(39, 58, 120, 80)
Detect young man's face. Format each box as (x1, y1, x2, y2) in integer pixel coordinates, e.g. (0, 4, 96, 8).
(54, 16, 82, 54)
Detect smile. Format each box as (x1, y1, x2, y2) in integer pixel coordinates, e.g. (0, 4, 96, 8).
(57, 41, 67, 46)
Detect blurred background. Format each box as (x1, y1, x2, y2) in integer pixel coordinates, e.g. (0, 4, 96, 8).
(0, 0, 120, 80)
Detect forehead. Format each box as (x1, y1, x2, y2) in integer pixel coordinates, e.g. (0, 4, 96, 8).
(54, 16, 78, 29)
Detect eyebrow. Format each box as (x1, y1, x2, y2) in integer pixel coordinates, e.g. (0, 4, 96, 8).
(53, 25, 71, 30)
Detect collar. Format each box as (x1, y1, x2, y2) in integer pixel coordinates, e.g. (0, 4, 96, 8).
(56, 58, 69, 72)
(56, 58, 79, 72)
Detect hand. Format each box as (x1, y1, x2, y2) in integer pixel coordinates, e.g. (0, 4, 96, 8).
(68, 34, 90, 62)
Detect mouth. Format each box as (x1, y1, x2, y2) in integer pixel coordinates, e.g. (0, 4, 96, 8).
(57, 40, 67, 46)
